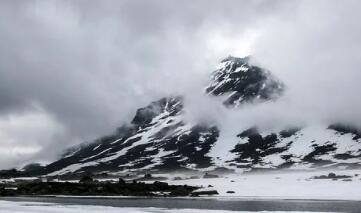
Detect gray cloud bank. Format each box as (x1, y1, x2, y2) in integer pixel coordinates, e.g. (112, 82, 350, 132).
(0, 0, 360, 169)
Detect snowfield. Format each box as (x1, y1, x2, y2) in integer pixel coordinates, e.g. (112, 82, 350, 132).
(1, 170, 358, 212)
(0, 200, 336, 213)
(2, 170, 361, 201)
(165, 169, 361, 201)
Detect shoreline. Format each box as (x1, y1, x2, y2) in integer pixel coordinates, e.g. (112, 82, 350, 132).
(2, 195, 361, 202)
(2, 196, 361, 212)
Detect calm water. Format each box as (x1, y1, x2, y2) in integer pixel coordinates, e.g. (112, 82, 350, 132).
(1, 196, 361, 212)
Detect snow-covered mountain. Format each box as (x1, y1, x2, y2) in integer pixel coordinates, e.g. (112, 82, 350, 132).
(205, 56, 284, 106)
(31, 56, 361, 176)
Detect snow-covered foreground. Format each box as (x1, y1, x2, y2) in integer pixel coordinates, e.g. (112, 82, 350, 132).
(0, 200, 335, 213)
(165, 169, 361, 200)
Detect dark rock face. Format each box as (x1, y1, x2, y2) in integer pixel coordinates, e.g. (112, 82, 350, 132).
(191, 190, 219, 196)
(230, 128, 294, 168)
(279, 128, 301, 138)
(328, 124, 361, 140)
(313, 172, 352, 180)
(203, 173, 219, 179)
(303, 143, 337, 165)
(17, 56, 361, 177)
(132, 97, 183, 127)
(205, 56, 284, 106)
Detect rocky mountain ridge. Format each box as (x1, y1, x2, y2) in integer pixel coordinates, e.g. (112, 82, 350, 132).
(15, 56, 361, 177)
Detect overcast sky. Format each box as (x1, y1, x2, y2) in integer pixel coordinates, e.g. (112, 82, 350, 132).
(0, 0, 360, 169)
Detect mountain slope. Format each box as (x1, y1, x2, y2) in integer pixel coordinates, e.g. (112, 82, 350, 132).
(33, 56, 361, 176)
(42, 97, 219, 176)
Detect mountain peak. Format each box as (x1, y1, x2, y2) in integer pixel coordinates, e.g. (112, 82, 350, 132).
(220, 55, 251, 63)
(131, 97, 182, 127)
(206, 56, 284, 106)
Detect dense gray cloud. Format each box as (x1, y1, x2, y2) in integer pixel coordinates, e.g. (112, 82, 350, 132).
(182, 0, 361, 137)
(0, 0, 360, 169)
(252, 0, 361, 129)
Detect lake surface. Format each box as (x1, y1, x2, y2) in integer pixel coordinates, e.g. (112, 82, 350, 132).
(1, 196, 361, 212)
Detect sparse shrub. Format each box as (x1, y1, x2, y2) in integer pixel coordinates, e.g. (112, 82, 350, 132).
(328, 172, 336, 178)
(144, 173, 152, 178)
(153, 181, 168, 190)
(203, 173, 219, 178)
(118, 178, 126, 185)
(191, 190, 219, 196)
(170, 187, 190, 196)
(79, 175, 93, 183)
